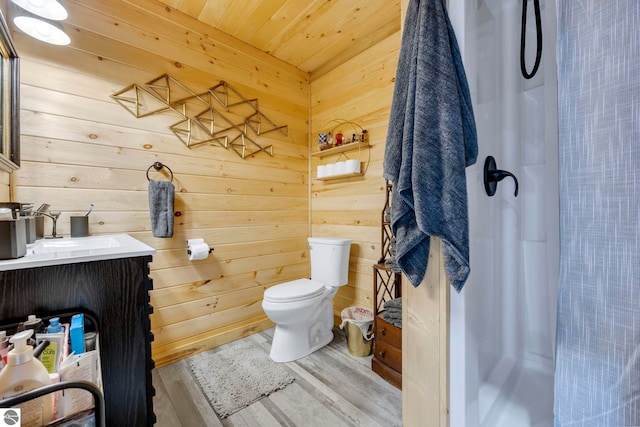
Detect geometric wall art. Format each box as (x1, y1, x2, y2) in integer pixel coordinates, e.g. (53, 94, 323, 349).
(110, 74, 288, 159)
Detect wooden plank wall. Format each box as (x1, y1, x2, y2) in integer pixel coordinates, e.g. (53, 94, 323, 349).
(9, 0, 310, 367)
(309, 29, 401, 317)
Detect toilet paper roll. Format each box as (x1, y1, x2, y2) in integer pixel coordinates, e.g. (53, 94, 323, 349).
(188, 242, 210, 261)
(187, 238, 205, 246)
(345, 159, 360, 173)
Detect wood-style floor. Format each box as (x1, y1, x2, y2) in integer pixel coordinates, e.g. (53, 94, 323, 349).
(152, 327, 402, 427)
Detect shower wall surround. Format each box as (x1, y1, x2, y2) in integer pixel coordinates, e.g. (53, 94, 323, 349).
(556, 1, 640, 425)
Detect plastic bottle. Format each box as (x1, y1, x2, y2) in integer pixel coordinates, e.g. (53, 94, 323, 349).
(46, 317, 62, 334)
(0, 329, 53, 426)
(24, 314, 43, 332)
(0, 331, 7, 369)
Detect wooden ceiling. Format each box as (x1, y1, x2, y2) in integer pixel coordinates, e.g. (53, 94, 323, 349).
(157, 0, 401, 78)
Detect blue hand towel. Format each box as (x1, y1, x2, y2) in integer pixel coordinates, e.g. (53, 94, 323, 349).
(383, 0, 478, 292)
(149, 179, 175, 238)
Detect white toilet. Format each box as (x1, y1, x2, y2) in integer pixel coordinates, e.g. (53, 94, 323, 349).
(262, 237, 352, 362)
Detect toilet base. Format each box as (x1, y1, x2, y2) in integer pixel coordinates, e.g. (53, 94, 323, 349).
(269, 320, 334, 362)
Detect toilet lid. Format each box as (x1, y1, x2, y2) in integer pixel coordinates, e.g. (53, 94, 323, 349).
(264, 279, 327, 303)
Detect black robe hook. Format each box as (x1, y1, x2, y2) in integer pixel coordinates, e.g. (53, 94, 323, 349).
(484, 156, 519, 197)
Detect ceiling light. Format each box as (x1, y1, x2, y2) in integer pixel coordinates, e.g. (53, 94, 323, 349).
(10, 0, 67, 21)
(13, 15, 70, 45)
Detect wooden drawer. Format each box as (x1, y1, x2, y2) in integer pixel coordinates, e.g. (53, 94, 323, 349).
(371, 357, 402, 389)
(373, 339, 402, 372)
(375, 315, 402, 348)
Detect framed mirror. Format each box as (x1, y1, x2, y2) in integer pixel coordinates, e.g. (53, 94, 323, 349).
(0, 9, 19, 172)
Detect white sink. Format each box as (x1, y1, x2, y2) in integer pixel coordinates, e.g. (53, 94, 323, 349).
(0, 234, 155, 271)
(31, 235, 122, 254)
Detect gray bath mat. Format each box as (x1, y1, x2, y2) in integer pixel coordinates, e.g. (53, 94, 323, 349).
(188, 341, 295, 419)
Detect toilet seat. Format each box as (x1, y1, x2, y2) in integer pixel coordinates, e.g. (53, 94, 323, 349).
(264, 279, 327, 303)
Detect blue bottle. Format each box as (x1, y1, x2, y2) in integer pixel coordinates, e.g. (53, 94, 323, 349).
(46, 317, 62, 333)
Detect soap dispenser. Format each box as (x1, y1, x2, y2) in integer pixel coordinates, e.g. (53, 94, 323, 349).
(0, 329, 53, 425)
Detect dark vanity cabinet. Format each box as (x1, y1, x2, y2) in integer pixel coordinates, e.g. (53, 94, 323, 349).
(0, 256, 155, 426)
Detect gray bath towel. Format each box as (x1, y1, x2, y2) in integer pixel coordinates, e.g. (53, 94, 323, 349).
(384, 297, 402, 310)
(383, 0, 478, 292)
(383, 309, 402, 328)
(149, 179, 175, 238)
(383, 308, 402, 318)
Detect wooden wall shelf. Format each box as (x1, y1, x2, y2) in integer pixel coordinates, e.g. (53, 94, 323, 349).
(315, 172, 364, 181)
(311, 141, 369, 158)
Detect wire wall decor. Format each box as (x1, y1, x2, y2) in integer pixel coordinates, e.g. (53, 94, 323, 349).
(110, 74, 288, 159)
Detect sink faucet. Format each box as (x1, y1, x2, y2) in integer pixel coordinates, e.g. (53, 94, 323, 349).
(42, 211, 62, 239)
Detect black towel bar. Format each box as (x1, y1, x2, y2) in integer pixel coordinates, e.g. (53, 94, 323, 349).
(146, 162, 174, 182)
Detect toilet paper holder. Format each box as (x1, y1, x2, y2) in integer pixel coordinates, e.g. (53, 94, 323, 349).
(186, 239, 214, 260)
(187, 246, 214, 255)
(186, 241, 214, 255)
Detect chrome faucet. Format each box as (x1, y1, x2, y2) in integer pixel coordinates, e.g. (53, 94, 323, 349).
(42, 210, 62, 239)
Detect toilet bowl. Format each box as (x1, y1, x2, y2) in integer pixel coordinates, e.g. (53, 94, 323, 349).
(262, 237, 352, 362)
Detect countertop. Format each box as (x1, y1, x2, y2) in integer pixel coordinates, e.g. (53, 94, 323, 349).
(0, 234, 156, 271)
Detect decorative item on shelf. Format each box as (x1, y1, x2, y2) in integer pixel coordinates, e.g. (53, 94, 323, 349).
(111, 75, 288, 159)
(318, 132, 330, 151)
(361, 129, 369, 144)
(315, 119, 367, 152)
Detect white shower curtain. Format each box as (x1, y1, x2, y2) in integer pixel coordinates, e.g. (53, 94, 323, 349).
(555, 1, 640, 425)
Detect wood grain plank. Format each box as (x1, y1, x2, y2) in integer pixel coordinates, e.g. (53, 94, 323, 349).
(151, 300, 265, 348)
(155, 362, 214, 427)
(151, 369, 183, 426)
(16, 162, 308, 197)
(156, 360, 223, 427)
(174, 0, 208, 18)
(290, 340, 401, 426)
(222, 400, 284, 427)
(278, 0, 400, 71)
(150, 237, 308, 269)
(150, 262, 308, 293)
(149, 249, 307, 284)
(153, 316, 274, 366)
(16, 187, 306, 214)
(20, 136, 307, 184)
(152, 286, 265, 327)
(66, 0, 308, 99)
(129, 0, 306, 79)
(231, 0, 289, 41)
(310, 22, 400, 81)
(267, 382, 351, 427)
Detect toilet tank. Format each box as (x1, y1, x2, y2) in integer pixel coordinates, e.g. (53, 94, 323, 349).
(308, 237, 352, 287)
